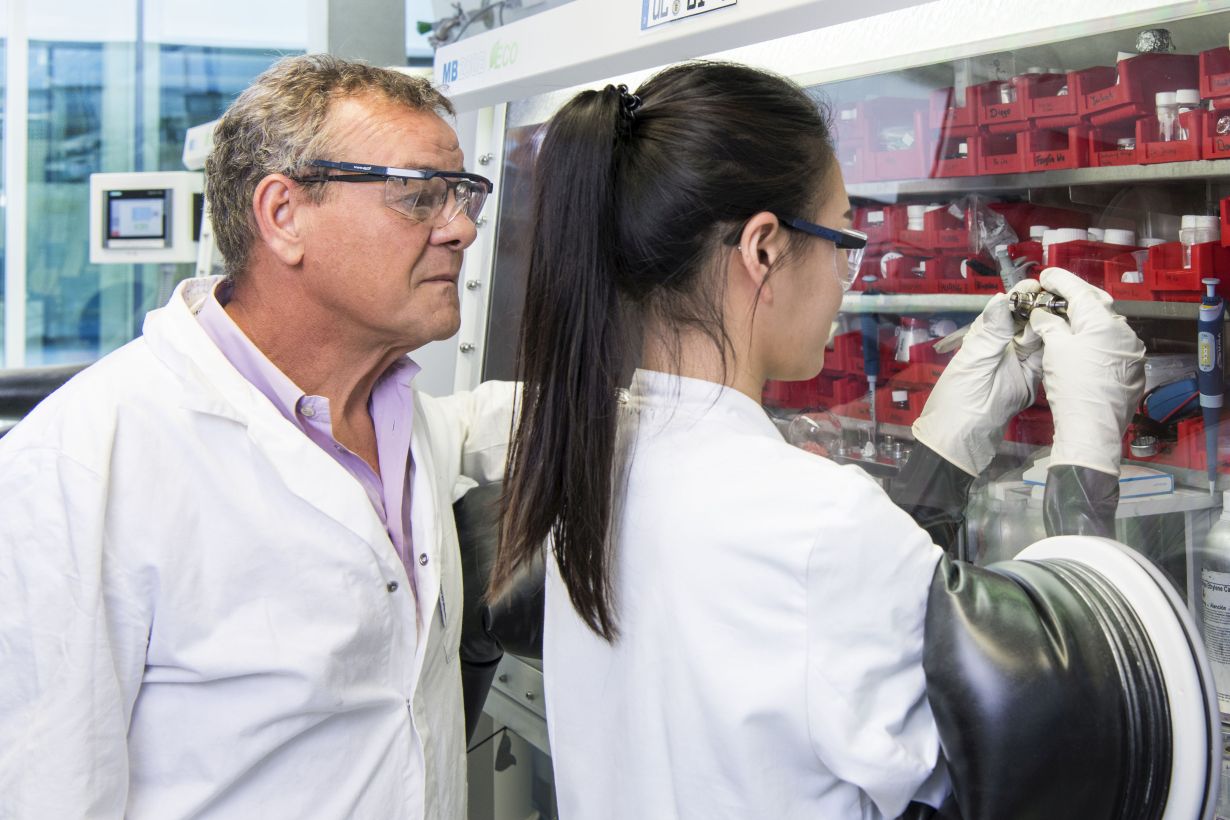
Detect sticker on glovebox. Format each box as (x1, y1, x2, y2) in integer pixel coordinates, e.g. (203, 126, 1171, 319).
(641, 0, 736, 31)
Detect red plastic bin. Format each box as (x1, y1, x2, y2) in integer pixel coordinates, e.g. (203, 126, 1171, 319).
(1200, 47, 1230, 107)
(1137, 109, 1203, 165)
(1021, 125, 1089, 172)
(867, 110, 931, 182)
(931, 132, 980, 178)
(1022, 71, 1088, 130)
(976, 132, 1025, 174)
(897, 207, 968, 254)
(1103, 254, 1154, 301)
(978, 80, 1029, 134)
(1088, 119, 1141, 167)
(853, 205, 902, 252)
(1047, 240, 1138, 288)
(1077, 53, 1199, 126)
(1222, 197, 1230, 247)
(1005, 405, 1054, 446)
(1202, 112, 1230, 161)
(1147, 241, 1230, 298)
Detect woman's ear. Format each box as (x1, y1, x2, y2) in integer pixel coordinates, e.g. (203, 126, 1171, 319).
(251, 174, 306, 266)
(733, 212, 789, 305)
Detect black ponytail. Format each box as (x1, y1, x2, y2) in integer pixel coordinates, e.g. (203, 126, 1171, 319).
(493, 63, 836, 641)
(493, 85, 628, 640)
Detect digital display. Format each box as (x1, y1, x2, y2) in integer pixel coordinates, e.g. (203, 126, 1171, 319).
(106, 188, 169, 243)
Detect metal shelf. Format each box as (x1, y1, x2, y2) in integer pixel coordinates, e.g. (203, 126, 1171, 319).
(846, 159, 1230, 200)
(840, 293, 1204, 319)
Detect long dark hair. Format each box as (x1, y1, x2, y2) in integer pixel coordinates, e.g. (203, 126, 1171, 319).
(493, 62, 836, 640)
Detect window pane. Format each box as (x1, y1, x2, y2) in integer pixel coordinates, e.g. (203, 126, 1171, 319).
(24, 4, 305, 366)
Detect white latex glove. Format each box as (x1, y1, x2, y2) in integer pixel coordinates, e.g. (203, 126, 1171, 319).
(1029, 267, 1146, 476)
(913, 279, 1044, 476)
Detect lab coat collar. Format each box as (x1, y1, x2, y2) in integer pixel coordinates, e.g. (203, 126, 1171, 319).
(142, 276, 399, 569)
(627, 369, 783, 441)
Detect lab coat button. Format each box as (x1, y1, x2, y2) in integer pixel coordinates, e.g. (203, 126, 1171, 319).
(386, 581, 398, 592)
(300, 405, 315, 418)
(418, 553, 429, 566)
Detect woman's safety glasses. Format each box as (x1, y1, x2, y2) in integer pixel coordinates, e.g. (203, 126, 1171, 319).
(777, 215, 868, 291)
(301, 160, 494, 227)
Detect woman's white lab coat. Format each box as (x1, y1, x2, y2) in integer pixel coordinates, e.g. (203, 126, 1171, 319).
(544, 370, 947, 820)
(0, 276, 515, 819)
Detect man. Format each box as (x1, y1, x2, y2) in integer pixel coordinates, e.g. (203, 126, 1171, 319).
(0, 54, 514, 818)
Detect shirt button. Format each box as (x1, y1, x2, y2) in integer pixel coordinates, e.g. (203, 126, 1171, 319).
(300, 405, 315, 418)
(418, 553, 429, 566)
(386, 581, 398, 593)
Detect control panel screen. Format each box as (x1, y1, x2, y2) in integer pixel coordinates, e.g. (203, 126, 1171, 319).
(106, 189, 169, 242)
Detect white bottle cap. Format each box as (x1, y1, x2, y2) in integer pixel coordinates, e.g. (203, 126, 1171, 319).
(1054, 227, 1089, 243)
(1049, 68, 1065, 75)
(1104, 228, 1137, 246)
(1026, 66, 1045, 74)
(1041, 228, 1059, 250)
(1140, 237, 1167, 248)
(1176, 89, 1201, 106)
(1196, 215, 1221, 230)
(1088, 227, 1106, 241)
(906, 204, 928, 218)
(892, 390, 909, 403)
(1155, 91, 1177, 105)
(1181, 214, 1199, 229)
(1121, 270, 1145, 284)
(1029, 225, 1049, 240)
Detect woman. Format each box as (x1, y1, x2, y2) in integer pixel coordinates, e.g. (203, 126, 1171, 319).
(491, 62, 1150, 818)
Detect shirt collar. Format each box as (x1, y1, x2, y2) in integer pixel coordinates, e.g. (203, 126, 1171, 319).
(626, 368, 782, 440)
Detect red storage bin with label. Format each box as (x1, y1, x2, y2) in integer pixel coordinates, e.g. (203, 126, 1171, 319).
(1021, 125, 1089, 171)
(836, 140, 866, 184)
(976, 132, 1025, 174)
(1200, 47, 1230, 107)
(1047, 240, 1138, 288)
(897, 207, 968, 254)
(1202, 111, 1230, 160)
(1088, 119, 1141, 167)
(931, 131, 980, 178)
(1147, 241, 1230, 298)
(978, 80, 1030, 134)
(1103, 253, 1154, 301)
(1023, 71, 1088, 129)
(853, 205, 902, 252)
(1078, 53, 1199, 125)
(877, 386, 928, 427)
(1137, 109, 1203, 164)
(868, 109, 930, 182)
(1007, 239, 1044, 269)
(1222, 197, 1230, 247)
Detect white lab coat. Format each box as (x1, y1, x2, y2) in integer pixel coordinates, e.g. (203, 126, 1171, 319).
(0, 276, 516, 819)
(544, 370, 946, 820)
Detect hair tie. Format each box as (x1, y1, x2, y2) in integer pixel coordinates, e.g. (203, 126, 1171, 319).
(612, 83, 643, 122)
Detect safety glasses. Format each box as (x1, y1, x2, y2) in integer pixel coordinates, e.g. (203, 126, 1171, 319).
(300, 160, 494, 227)
(776, 215, 868, 291)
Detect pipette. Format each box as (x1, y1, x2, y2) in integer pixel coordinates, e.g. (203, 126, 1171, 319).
(860, 314, 879, 458)
(1198, 278, 1224, 494)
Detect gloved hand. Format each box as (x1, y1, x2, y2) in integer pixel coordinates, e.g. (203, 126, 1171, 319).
(1029, 267, 1146, 476)
(913, 280, 1044, 476)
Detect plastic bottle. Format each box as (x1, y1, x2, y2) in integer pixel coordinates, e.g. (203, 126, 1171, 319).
(1156, 91, 1178, 142)
(1200, 492, 1230, 723)
(1176, 88, 1202, 140)
(1181, 214, 1220, 269)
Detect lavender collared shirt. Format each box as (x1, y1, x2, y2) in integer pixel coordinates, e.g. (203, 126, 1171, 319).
(195, 280, 420, 586)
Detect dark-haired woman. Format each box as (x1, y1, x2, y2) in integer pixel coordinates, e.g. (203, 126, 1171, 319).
(492, 62, 1160, 819)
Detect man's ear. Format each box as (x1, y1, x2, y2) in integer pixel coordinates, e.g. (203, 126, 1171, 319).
(251, 174, 306, 266)
(733, 212, 788, 306)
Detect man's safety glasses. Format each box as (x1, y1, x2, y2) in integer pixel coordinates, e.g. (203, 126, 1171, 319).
(299, 160, 494, 226)
(777, 215, 868, 291)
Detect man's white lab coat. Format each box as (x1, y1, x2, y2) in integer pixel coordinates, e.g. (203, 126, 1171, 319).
(0, 276, 516, 819)
(544, 370, 947, 819)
